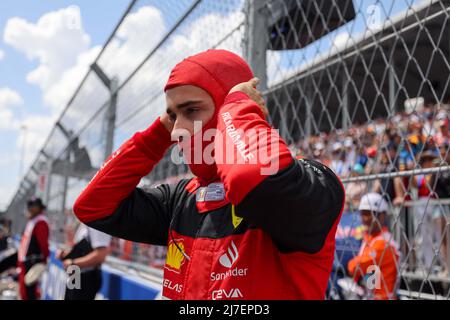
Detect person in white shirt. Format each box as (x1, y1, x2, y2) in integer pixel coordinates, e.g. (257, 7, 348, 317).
(57, 223, 111, 300)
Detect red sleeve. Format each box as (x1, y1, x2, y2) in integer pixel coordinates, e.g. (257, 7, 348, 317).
(215, 91, 294, 205)
(73, 117, 174, 223)
(33, 220, 49, 261)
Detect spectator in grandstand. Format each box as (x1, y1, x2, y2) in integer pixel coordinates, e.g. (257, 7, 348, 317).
(431, 142, 450, 275)
(364, 145, 378, 174)
(436, 142, 450, 192)
(355, 145, 369, 169)
(407, 114, 427, 155)
(343, 137, 356, 178)
(312, 142, 325, 163)
(348, 193, 400, 300)
(329, 142, 350, 177)
(411, 150, 439, 272)
(344, 164, 368, 212)
(423, 109, 438, 139)
(73, 49, 345, 300)
(434, 112, 449, 146)
(57, 222, 111, 300)
(372, 142, 405, 206)
(363, 124, 378, 148)
(289, 102, 447, 184)
(17, 197, 49, 300)
(398, 139, 415, 172)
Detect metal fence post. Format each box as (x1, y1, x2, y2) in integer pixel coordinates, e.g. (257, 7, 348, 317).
(90, 62, 118, 160)
(305, 81, 313, 138)
(245, 0, 268, 91)
(342, 72, 350, 131)
(105, 77, 119, 160)
(389, 58, 397, 113)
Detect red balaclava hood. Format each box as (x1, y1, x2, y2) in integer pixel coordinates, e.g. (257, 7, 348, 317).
(164, 49, 253, 183)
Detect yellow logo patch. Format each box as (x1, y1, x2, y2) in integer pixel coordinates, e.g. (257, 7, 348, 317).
(165, 240, 186, 273)
(231, 205, 243, 229)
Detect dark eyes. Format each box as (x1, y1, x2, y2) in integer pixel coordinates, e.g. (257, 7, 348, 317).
(168, 113, 176, 122)
(168, 106, 200, 122)
(186, 107, 198, 113)
(184, 107, 200, 118)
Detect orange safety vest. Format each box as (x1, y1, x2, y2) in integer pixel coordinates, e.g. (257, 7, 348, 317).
(348, 227, 400, 300)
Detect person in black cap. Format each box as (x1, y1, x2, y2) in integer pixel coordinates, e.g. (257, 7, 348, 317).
(17, 197, 49, 300)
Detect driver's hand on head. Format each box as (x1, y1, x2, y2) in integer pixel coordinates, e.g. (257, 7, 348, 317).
(229, 77, 268, 117)
(160, 111, 174, 133)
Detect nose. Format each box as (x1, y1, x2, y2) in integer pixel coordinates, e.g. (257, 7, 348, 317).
(172, 117, 187, 133)
(171, 120, 192, 146)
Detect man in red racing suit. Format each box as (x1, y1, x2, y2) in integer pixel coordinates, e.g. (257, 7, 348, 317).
(73, 49, 345, 300)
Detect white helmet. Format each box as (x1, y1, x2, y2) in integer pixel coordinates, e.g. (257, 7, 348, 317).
(358, 193, 389, 213)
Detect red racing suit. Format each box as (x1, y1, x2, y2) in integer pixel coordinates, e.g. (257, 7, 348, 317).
(73, 92, 345, 300)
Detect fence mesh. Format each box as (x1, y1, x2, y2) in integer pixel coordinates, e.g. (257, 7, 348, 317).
(4, 0, 450, 299)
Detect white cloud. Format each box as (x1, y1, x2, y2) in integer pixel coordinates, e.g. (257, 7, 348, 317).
(4, 5, 91, 113)
(0, 86, 55, 177)
(17, 114, 57, 167)
(0, 87, 55, 155)
(0, 87, 23, 130)
(101, 6, 167, 78)
(0, 108, 14, 130)
(0, 50, 4, 60)
(0, 87, 23, 107)
(44, 45, 102, 111)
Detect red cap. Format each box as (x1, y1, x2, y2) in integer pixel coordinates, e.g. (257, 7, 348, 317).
(367, 146, 377, 158)
(165, 49, 253, 109)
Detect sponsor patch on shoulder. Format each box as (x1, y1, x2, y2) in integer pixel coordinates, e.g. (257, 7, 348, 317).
(196, 183, 225, 202)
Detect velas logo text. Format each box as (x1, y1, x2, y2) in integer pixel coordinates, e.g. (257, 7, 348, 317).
(170, 120, 284, 175)
(163, 279, 183, 293)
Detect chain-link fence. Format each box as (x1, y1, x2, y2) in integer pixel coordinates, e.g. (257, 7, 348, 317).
(4, 0, 450, 299)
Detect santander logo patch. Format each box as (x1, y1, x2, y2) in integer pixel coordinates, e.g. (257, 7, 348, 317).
(219, 241, 239, 268)
(211, 240, 247, 282)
